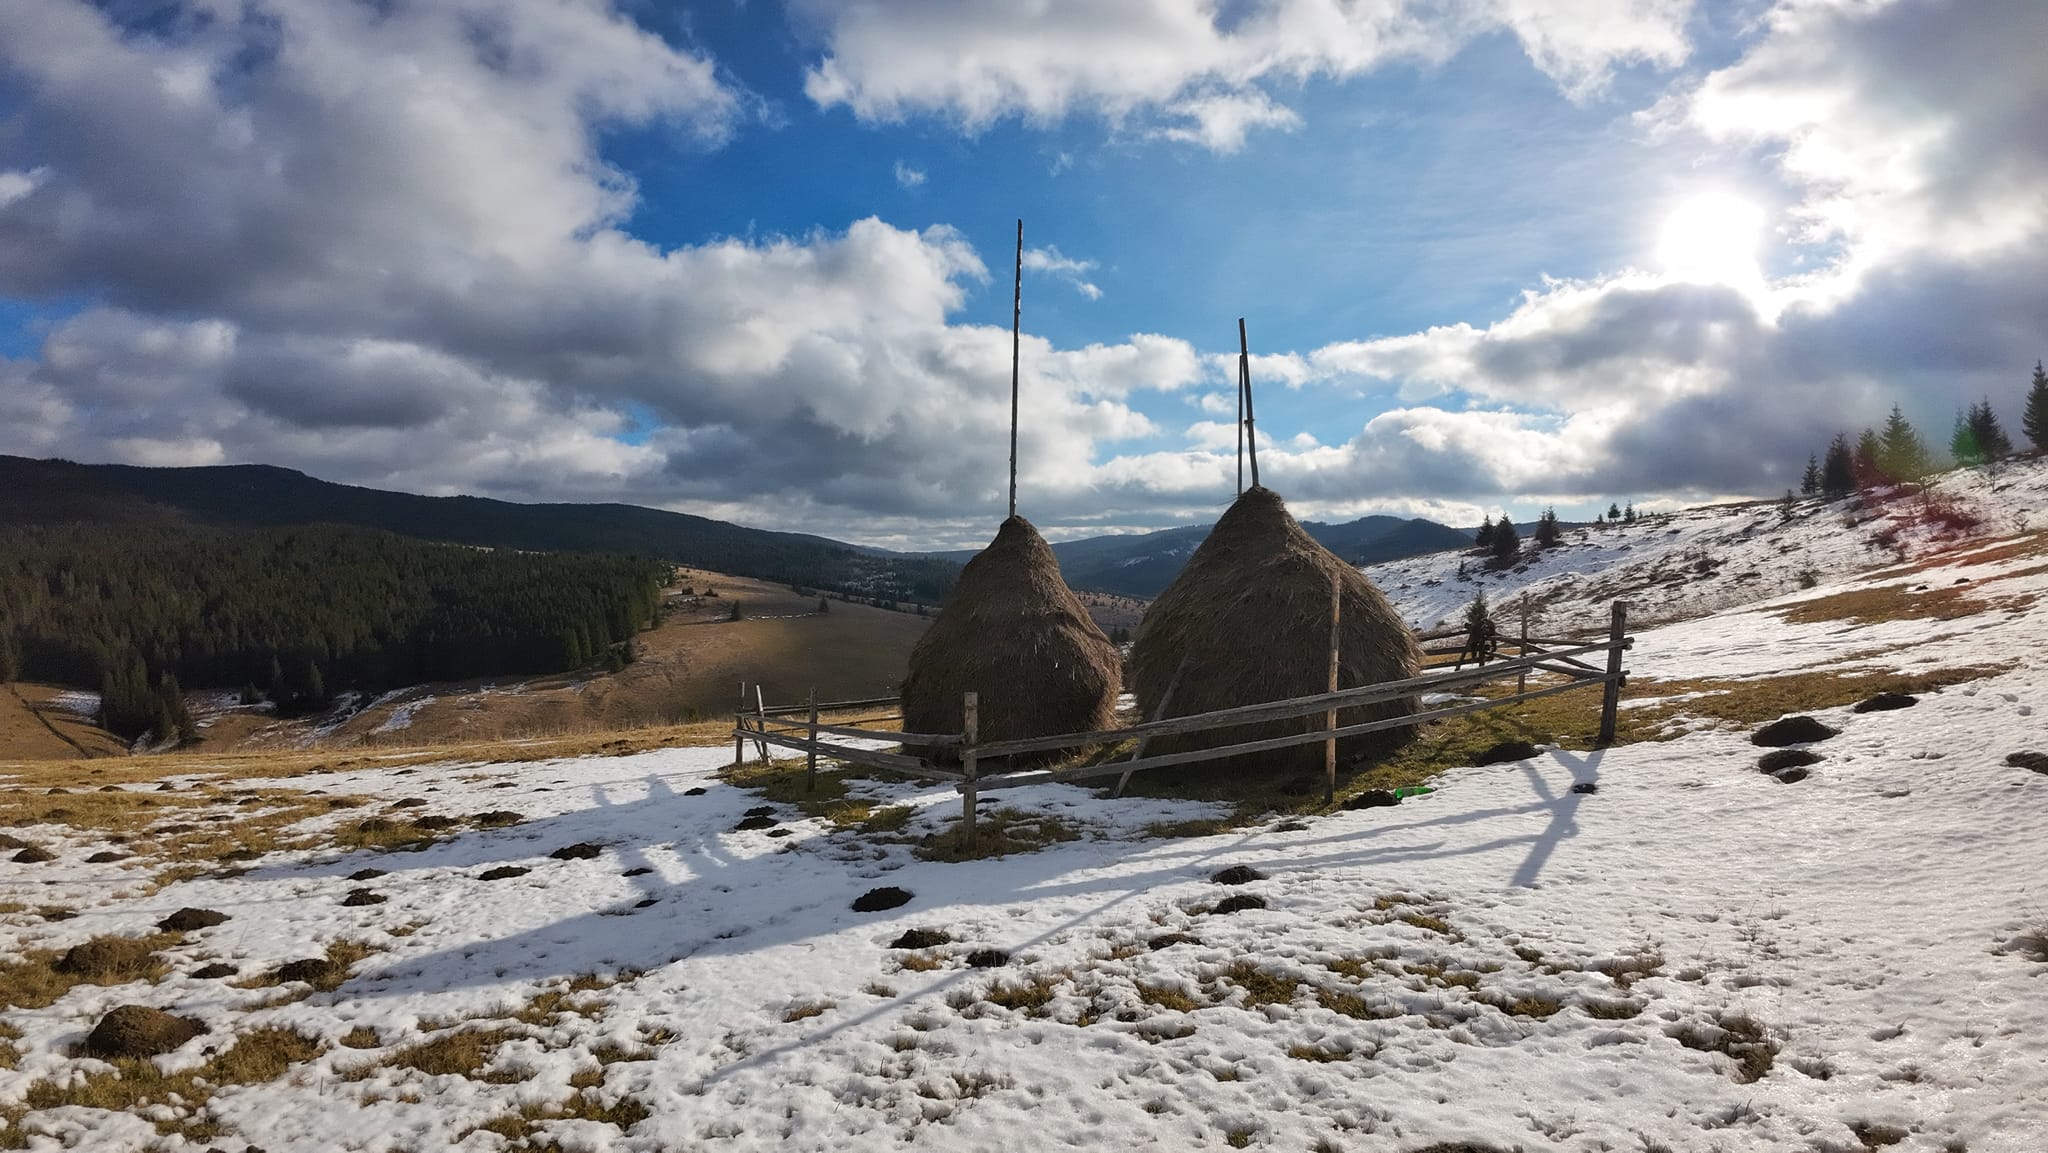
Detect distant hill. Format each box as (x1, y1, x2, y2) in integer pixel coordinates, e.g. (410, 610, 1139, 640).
(939, 514, 1474, 598)
(0, 456, 957, 604)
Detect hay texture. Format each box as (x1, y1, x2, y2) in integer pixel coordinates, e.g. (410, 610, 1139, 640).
(900, 516, 1121, 764)
(1129, 486, 1420, 774)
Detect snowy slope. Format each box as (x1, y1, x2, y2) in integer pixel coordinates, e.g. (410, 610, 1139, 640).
(1367, 460, 2048, 633)
(2, 463, 2047, 1153)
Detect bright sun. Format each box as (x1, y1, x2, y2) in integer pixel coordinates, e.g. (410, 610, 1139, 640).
(1657, 193, 1765, 285)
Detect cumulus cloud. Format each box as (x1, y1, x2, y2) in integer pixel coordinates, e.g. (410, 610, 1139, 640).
(0, 0, 1183, 538)
(797, 0, 1696, 150)
(4, 0, 2044, 546)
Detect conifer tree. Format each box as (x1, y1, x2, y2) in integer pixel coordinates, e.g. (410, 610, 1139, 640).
(1622, 503, 1636, 523)
(1967, 398, 2012, 461)
(1820, 432, 1855, 498)
(1474, 517, 1495, 550)
(1800, 454, 1821, 495)
(1877, 405, 1929, 482)
(1489, 514, 1520, 567)
(1950, 409, 1978, 466)
(1463, 589, 1496, 659)
(1534, 507, 1562, 548)
(2026, 361, 2048, 453)
(1607, 502, 1622, 521)
(1853, 428, 1883, 489)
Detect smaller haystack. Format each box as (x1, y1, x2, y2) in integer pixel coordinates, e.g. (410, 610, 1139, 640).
(1129, 486, 1421, 775)
(900, 516, 1121, 765)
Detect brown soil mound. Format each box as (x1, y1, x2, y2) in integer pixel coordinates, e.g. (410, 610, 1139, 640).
(83, 1005, 204, 1059)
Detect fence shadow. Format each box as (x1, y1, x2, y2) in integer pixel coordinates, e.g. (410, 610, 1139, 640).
(237, 742, 1609, 1018)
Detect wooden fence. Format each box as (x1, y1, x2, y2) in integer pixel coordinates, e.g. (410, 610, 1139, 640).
(733, 602, 1632, 850)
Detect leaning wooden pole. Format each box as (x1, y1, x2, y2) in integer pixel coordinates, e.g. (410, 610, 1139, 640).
(1239, 318, 1260, 488)
(1236, 346, 1245, 497)
(960, 691, 980, 852)
(1597, 601, 1628, 745)
(1008, 219, 1023, 521)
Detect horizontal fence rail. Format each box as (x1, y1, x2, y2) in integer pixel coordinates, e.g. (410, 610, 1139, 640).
(731, 602, 1632, 846)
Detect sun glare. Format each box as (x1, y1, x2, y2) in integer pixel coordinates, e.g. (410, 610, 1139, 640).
(1657, 193, 1765, 286)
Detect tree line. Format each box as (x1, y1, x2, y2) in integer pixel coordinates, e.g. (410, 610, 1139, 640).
(1800, 366, 2047, 500)
(0, 523, 670, 741)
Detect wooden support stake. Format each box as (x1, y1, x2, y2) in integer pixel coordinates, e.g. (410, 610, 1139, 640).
(805, 687, 819, 793)
(1115, 656, 1188, 798)
(734, 681, 748, 766)
(753, 683, 770, 763)
(960, 692, 979, 853)
(1597, 601, 1628, 745)
(1238, 318, 1260, 488)
(1008, 219, 1023, 521)
(1325, 576, 1341, 805)
(1236, 343, 1245, 497)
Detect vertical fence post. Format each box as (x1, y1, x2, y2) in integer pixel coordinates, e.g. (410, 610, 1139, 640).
(805, 686, 819, 793)
(1517, 600, 1530, 696)
(733, 681, 747, 767)
(1597, 601, 1628, 745)
(753, 683, 770, 764)
(1325, 578, 1340, 805)
(960, 692, 979, 854)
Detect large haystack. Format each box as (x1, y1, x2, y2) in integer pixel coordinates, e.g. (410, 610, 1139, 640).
(901, 516, 1121, 764)
(1129, 486, 1420, 774)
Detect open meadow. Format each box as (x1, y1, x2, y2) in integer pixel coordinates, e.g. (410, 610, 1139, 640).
(3, 462, 2047, 1151)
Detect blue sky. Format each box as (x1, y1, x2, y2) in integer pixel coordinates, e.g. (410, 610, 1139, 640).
(1, 1, 2042, 548)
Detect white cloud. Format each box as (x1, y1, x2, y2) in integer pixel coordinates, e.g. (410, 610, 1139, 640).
(0, 168, 47, 211)
(893, 161, 927, 188)
(797, 0, 1697, 151)
(1022, 244, 1103, 300)
(1157, 89, 1300, 153)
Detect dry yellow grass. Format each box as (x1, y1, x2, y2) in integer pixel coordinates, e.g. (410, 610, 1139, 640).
(360, 1027, 523, 1082)
(1776, 582, 2036, 626)
(0, 932, 181, 1011)
(16, 1027, 322, 1143)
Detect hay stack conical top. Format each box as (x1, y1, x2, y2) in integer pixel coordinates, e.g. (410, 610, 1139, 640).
(1129, 486, 1420, 774)
(900, 516, 1121, 761)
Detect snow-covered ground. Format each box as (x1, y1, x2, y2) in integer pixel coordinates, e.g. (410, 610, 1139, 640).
(3, 462, 2047, 1152)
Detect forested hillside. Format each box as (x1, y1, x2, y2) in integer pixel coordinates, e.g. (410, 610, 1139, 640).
(0, 456, 956, 605)
(0, 523, 670, 739)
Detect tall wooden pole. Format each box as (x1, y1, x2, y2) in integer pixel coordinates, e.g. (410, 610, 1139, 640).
(1325, 577, 1341, 805)
(1239, 318, 1260, 488)
(1236, 343, 1245, 497)
(1008, 219, 1023, 521)
(804, 686, 819, 793)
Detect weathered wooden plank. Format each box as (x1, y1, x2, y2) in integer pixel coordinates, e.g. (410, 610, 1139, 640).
(967, 675, 1614, 791)
(753, 717, 962, 746)
(732, 726, 961, 778)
